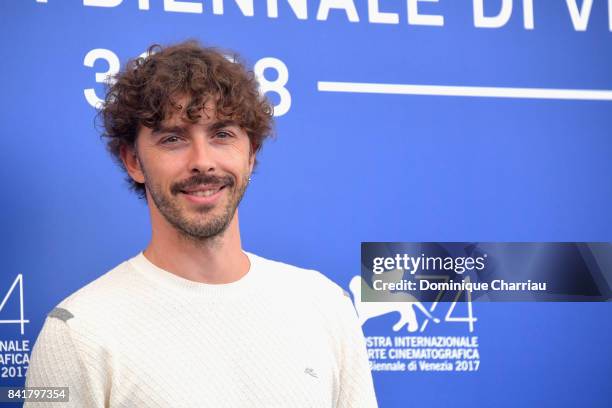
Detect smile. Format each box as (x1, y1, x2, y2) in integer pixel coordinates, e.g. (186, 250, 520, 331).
(180, 185, 226, 204)
(188, 189, 220, 197)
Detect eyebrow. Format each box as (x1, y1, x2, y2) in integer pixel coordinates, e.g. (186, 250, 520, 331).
(151, 120, 240, 136)
(208, 120, 240, 132)
(151, 125, 186, 137)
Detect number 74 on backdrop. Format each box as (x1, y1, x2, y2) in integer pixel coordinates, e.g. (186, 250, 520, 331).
(0, 275, 29, 336)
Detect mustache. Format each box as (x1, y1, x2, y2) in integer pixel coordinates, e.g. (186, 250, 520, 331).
(171, 173, 235, 195)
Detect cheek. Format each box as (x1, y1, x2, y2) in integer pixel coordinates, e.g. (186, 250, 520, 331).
(141, 153, 184, 189)
(219, 146, 252, 172)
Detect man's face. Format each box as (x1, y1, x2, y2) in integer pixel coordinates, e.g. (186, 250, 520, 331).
(128, 98, 254, 241)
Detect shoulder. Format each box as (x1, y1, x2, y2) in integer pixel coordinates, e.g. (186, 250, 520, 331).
(247, 252, 362, 353)
(35, 257, 142, 357)
(50, 256, 141, 327)
(247, 251, 351, 305)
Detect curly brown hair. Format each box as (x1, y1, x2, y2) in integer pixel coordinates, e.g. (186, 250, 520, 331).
(99, 39, 274, 199)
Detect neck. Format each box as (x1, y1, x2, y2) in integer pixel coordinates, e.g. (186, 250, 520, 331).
(143, 207, 250, 285)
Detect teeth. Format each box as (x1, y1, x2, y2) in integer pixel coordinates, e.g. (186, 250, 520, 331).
(188, 189, 217, 197)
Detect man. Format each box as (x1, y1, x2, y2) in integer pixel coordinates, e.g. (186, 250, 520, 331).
(25, 40, 378, 407)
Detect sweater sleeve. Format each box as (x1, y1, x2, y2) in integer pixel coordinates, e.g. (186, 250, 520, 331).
(24, 313, 108, 408)
(335, 290, 379, 408)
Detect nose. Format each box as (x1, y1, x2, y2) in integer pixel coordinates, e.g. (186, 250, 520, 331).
(187, 135, 216, 174)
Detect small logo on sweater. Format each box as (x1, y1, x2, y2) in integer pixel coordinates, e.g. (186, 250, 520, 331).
(304, 367, 318, 378)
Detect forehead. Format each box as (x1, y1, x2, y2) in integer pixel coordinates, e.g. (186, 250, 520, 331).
(144, 96, 245, 138)
(162, 96, 217, 126)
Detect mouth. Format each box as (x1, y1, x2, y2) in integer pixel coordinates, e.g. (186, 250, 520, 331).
(180, 184, 226, 204)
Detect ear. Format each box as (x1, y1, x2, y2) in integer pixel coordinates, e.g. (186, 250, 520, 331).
(248, 151, 255, 174)
(119, 144, 145, 184)
(247, 142, 256, 174)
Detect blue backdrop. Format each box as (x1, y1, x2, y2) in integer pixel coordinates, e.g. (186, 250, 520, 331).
(1, 1, 611, 407)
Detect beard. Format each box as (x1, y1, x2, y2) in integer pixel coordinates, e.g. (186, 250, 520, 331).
(145, 171, 249, 242)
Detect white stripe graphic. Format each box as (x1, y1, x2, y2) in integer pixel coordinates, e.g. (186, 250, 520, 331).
(317, 81, 612, 101)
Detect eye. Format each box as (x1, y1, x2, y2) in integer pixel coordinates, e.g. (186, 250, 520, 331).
(214, 130, 233, 139)
(161, 135, 181, 144)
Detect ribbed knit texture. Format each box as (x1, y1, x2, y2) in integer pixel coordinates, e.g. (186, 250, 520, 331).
(25, 252, 378, 407)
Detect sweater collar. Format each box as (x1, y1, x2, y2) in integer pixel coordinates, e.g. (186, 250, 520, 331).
(128, 250, 263, 297)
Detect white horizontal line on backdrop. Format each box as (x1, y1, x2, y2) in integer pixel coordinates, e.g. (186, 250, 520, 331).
(317, 81, 612, 101)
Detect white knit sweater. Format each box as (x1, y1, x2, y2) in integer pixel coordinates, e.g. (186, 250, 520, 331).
(25, 251, 378, 407)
